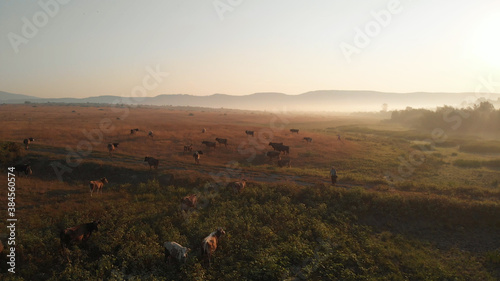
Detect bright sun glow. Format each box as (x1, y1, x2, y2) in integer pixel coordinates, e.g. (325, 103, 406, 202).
(473, 15, 500, 68)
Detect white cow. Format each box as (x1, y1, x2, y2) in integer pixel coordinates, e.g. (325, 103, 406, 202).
(164, 242, 190, 263)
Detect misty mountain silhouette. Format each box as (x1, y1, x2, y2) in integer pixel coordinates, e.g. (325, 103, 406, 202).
(1, 90, 498, 112)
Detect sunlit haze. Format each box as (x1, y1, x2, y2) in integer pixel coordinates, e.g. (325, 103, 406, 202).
(1, 0, 499, 99)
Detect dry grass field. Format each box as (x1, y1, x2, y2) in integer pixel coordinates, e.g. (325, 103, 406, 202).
(0, 104, 499, 280)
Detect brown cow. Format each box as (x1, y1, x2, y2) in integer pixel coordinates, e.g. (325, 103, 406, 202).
(60, 220, 100, 250)
(227, 179, 247, 193)
(275, 144, 290, 155)
(202, 227, 226, 267)
(14, 163, 32, 177)
(215, 138, 228, 148)
(144, 156, 159, 170)
(107, 143, 119, 157)
(193, 151, 203, 164)
(184, 144, 193, 152)
(266, 151, 281, 160)
(202, 141, 216, 149)
(269, 142, 283, 151)
(90, 177, 108, 197)
(181, 194, 197, 212)
(23, 137, 35, 150)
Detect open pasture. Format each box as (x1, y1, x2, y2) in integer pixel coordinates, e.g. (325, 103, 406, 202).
(0, 104, 499, 280)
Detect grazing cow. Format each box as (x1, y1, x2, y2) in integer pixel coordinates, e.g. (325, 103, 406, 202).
(269, 142, 283, 151)
(245, 130, 254, 137)
(184, 144, 193, 152)
(202, 128, 207, 133)
(275, 144, 290, 155)
(215, 138, 228, 148)
(164, 242, 190, 263)
(290, 129, 299, 134)
(60, 220, 100, 250)
(201, 227, 226, 267)
(23, 137, 35, 150)
(144, 156, 159, 170)
(14, 163, 32, 176)
(266, 151, 281, 160)
(278, 159, 292, 168)
(303, 137, 312, 143)
(180, 194, 197, 212)
(148, 131, 154, 137)
(202, 141, 217, 149)
(193, 151, 203, 164)
(107, 143, 119, 156)
(227, 179, 247, 193)
(130, 128, 139, 134)
(89, 177, 108, 197)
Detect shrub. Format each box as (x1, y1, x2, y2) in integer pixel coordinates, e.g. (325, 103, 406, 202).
(453, 159, 482, 168)
(0, 141, 22, 167)
(459, 141, 500, 153)
(483, 159, 500, 168)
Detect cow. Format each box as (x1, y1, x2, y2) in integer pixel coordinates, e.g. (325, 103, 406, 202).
(60, 220, 100, 250)
(144, 156, 159, 170)
(148, 131, 154, 137)
(193, 151, 203, 164)
(14, 163, 32, 177)
(202, 128, 207, 133)
(245, 130, 254, 137)
(201, 227, 226, 267)
(202, 141, 217, 149)
(269, 142, 283, 151)
(303, 137, 312, 143)
(23, 137, 35, 150)
(89, 177, 108, 197)
(215, 138, 228, 148)
(266, 151, 281, 160)
(290, 129, 299, 134)
(180, 194, 197, 212)
(184, 144, 193, 152)
(130, 128, 139, 134)
(107, 143, 119, 157)
(227, 179, 247, 194)
(164, 242, 190, 263)
(278, 159, 292, 168)
(275, 145, 290, 155)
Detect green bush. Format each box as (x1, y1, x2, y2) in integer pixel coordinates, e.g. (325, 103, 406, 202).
(459, 141, 500, 153)
(453, 159, 482, 168)
(0, 141, 22, 167)
(7, 178, 500, 280)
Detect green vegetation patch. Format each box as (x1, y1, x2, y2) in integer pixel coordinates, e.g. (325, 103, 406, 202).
(459, 141, 500, 153)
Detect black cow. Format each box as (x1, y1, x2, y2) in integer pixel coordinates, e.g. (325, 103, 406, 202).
(60, 220, 100, 250)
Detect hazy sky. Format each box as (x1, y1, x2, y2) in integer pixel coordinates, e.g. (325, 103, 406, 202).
(1, 0, 499, 98)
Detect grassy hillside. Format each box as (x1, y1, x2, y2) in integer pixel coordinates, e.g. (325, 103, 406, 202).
(0, 104, 499, 280)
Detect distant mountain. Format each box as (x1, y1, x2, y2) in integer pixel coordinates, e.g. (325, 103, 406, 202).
(1, 90, 498, 112)
(0, 91, 40, 101)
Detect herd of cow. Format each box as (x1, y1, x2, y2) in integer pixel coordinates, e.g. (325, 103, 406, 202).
(16, 127, 308, 266)
(109, 128, 309, 170)
(59, 217, 225, 266)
